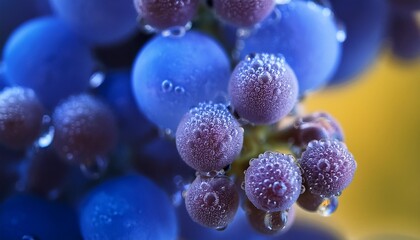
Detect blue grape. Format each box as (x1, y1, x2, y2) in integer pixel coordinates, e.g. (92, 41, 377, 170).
(176, 102, 243, 172)
(185, 175, 239, 229)
(97, 70, 155, 144)
(328, 0, 389, 85)
(3, 17, 95, 109)
(239, 1, 341, 95)
(80, 175, 178, 240)
(245, 152, 302, 212)
(134, 0, 200, 30)
(0, 194, 81, 240)
(132, 31, 231, 134)
(299, 139, 357, 197)
(52, 94, 118, 164)
(0, 87, 45, 149)
(212, 0, 275, 27)
(229, 53, 298, 125)
(49, 0, 138, 45)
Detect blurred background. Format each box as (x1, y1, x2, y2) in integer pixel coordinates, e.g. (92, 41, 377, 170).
(304, 52, 420, 239)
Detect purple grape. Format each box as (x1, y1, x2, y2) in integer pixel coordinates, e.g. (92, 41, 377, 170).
(176, 102, 243, 172)
(52, 94, 118, 164)
(296, 184, 325, 212)
(212, 0, 276, 27)
(229, 53, 298, 125)
(0, 87, 45, 149)
(244, 152, 302, 212)
(299, 139, 357, 197)
(134, 0, 200, 30)
(185, 175, 239, 229)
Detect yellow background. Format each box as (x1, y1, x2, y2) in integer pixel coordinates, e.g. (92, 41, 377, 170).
(298, 51, 420, 239)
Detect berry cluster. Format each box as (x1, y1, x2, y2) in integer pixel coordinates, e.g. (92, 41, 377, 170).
(0, 0, 418, 239)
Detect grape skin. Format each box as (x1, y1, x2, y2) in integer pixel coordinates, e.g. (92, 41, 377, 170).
(134, 0, 200, 30)
(213, 0, 275, 27)
(185, 175, 239, 229)
(229, 53, 298, 125)
(52, 94, 118, 163)
(245, 152, 302, 212)
(299, 139, 357, 197)
(176, 102, 243, 172)
(0, 87, 45, 149)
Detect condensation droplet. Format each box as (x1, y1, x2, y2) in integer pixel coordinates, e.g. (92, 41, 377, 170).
(317, 196, 338, 217)
(161, 80, 173, 93)
(161, 22, 192, 38)
(89, 72, 106, 88)
(37, 125, 55, 148)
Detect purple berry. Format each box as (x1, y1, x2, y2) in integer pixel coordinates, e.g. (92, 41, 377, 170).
(185, 175, 239, 229)
(176, 102, 243, 172)
(299, 139, 357, 197)
(0, 87, 45, 149)
(52, 94, 118, 164)
(244, 152, 302, 212)
(212, 0, 276, 27)
(134, 0, 200, 30)
(229, 53, 298, 125)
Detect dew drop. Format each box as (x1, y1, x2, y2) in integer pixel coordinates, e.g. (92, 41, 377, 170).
(89, 71, 105, 88)
(204, 192, 219, 206)
(36, 125, 54, 148)
(335, 20, 347, 43)
(317, 196, 338, 217)
(317, 158, 331, 171)
(161, 22, 191, 38)
(161, 80, 173, 92)
(216, 225, 227, 231)
(272, 181, 287, 196)
(174, 86, 185, 94)
(80, 155, 108, 179)
(263, 210, 288, 231)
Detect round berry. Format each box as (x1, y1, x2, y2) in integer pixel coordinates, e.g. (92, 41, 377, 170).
(213, 0, 275, 27)
(245, 152, 302, 212)
(52, 94, 118, 163)
(0, 87, 44, 149)
(229, 53, 298, 125)
(134, 0, 200, 30)
(185, 175, 239, 229)
(176, 102, 243, 172)
(299, 139, 357, 197)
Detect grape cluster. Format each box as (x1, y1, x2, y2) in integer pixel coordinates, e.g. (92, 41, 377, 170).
(0, 0, 417, 239)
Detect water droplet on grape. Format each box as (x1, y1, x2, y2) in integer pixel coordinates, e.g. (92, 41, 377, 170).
(79, 155, 108, 179)
(89, 71, 105, 88)
(161, 22, 192, 38)
(161, 80, 173, 92)
(317, 196, 338, 217)
(36, 125, 55, 148)
(263, 210, 288, 231)
(174, 86, 185, 94)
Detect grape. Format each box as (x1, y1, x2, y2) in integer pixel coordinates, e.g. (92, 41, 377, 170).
(176, 102, 243, 172)
(52, 94, 118, 164)
(0, 87, 45, 149)
(49, 0, 138, 45)
(18, 146, 70, 199)
(229, 53, 298, 125)
(299, 139, 357, 197)
(133, 0, 200, 30)
(212, 0, 275, 27)
(389, 13, 420, 60)
(328, 0, 389, 85)
(291, 112, 343, 153)
(97, 70, 155, 144)
(239, 1, 341, 95)
(244, 152, 302, 212)
(133, 138, 194, 193)
(0, 0, 49, 56)
(3, 17, 95, 109)
(80, 175, 177, 240)
(296, 184, 325, 212)
(0, 194, 81, 240)
(132, 31, 231, 134)
(185, 175, 239, 229)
